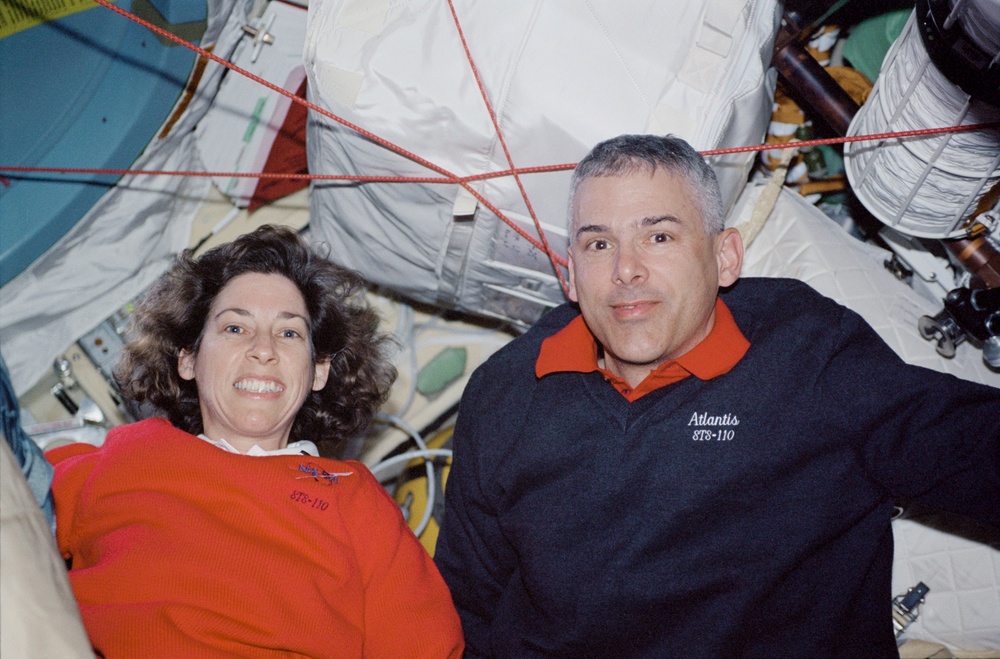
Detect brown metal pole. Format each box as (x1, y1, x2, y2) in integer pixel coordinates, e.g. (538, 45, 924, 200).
(943, 236, 1000, 289)
(772, 11, 859, 136)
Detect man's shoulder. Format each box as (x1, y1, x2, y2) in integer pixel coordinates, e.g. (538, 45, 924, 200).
(724, 277, 845, 322)
(488, 304, 579, 363)
(723, 276, 830, 307)
(720, 277, 862, 354)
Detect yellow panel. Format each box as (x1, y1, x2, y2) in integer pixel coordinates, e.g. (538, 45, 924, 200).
(0, 0, 103, 40)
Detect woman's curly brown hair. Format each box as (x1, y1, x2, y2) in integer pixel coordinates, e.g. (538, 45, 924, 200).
(114, 224, 396, 453)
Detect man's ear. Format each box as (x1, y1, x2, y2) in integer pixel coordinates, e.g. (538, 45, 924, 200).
(312, 359, 331, 392)
(715, 227, 744, 288)
(178, 349, 196, 381)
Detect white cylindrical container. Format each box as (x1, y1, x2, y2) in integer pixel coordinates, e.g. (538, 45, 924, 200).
(843, 10, 1000, 239)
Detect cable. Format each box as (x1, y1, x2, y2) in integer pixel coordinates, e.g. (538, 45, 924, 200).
(386, 302, 419, 420)
(369, 449, 454, 477)
(373, 412, 438, 538)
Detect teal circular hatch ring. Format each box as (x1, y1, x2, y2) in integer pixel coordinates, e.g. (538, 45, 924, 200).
(0, 1, 205, 287)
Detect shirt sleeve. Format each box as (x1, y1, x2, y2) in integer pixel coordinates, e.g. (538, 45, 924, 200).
(46, 443, 101, 564)
(343, 462, 464, 659)
(434, 367, 517, 658)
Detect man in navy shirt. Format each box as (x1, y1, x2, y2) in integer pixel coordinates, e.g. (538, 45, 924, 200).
(435, 134, 1000, 658)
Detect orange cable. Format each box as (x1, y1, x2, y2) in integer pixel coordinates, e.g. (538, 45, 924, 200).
(6, 124, 997, 184)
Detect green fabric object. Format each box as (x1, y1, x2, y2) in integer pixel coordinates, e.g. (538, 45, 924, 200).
(416, 347, 468, 398)
(842, 9, 911, 83)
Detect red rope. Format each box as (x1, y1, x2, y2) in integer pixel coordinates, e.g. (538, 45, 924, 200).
(445, 0, 570, 293)
(86, 0, 563, 263)
(701, 121, 1000, 157)
(0, 168, 497, 184)
(6, 123, 997, 184)
(5, 1, 999, 272)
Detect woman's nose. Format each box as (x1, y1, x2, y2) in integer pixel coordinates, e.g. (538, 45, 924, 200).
(248, 333, 277, 362)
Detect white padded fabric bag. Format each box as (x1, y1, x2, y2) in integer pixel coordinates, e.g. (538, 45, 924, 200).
(304, 0, 780, 327)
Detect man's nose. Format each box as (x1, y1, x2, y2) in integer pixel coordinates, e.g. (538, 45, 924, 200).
(613, 243, 648, 285)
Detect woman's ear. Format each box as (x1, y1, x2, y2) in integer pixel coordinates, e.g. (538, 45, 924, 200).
(178, 349, 196, 381)
(312, 359, 331, 391)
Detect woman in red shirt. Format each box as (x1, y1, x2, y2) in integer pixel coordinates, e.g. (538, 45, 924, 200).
(49, 224, 464, 658)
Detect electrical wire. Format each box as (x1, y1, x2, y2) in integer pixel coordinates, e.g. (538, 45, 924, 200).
(387, 302, 419, 420)
(372, 412, 439, 538)
(369, 449, 454, 477)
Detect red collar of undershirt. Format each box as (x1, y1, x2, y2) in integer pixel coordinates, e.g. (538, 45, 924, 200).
(535, 297, 750, 401)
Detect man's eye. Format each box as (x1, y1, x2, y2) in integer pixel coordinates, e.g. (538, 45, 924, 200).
(590, 239, 609, 250)
(651, 233, 669, 243)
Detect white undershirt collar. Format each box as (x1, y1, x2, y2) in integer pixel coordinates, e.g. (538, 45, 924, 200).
(197, 434, 320, 457)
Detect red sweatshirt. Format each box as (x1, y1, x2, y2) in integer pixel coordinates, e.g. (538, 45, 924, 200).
(48, 418, 464, 658)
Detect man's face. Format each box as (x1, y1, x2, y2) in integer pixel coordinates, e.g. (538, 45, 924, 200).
(567, 167, 742, 387)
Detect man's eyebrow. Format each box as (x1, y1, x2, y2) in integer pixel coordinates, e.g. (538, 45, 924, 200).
(574, 214, 680, 239)
(574, 223, 608, 239)
(641, 214, 680, 227)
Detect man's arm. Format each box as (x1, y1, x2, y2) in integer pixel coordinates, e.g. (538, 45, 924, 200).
(435, 367, 517, 657)
(820, 305, 1000, 527)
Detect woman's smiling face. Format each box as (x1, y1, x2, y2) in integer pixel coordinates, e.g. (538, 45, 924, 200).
(178, 272, 330, 452)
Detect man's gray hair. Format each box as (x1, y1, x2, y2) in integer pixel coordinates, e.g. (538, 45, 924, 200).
(567, 134, 726, 234)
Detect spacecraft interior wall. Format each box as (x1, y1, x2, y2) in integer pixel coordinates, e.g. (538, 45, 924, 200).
(0, 0, 246, 397)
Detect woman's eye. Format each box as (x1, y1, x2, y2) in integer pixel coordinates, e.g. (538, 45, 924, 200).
(224, 325, 243, 334)
(280, 329, 301, 339)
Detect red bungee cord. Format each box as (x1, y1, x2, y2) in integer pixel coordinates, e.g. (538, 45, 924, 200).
(2, 0, 998, 291)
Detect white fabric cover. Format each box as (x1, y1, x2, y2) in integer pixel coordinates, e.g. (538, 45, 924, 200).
(843, 12, 1000, 240)
(892, 518, 1000, 652)
(734, 183, 999, 387)
(0, 440, 92, 658)
(304, 0, 780, 327)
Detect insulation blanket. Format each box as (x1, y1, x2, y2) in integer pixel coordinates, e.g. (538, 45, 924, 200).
(304, 0, 780, 327)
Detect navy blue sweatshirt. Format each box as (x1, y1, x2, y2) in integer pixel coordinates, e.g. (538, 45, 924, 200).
(435, 277, 1000, 658)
